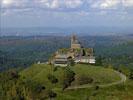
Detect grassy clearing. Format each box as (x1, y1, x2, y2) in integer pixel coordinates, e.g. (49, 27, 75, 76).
(20, 64, 121, 89)
(19, 64, 133, 100)
(55, 79, 133, 100)
(71, 64, 121, 85)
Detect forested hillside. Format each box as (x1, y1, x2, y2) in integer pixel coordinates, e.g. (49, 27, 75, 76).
(0, 35, 133, 71)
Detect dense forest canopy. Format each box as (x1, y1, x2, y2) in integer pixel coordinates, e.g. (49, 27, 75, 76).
(0, 35, 133, 71)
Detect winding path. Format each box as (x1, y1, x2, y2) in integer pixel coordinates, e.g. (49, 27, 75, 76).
(67, 70, 127, 90)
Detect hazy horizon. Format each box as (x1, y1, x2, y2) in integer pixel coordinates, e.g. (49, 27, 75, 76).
(1, 0, 133, 34)
(1, 0, 133, 36)
(0, 26, 133, 36)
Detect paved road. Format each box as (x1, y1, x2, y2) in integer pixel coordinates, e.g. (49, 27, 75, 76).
(67, 70, 127, 90)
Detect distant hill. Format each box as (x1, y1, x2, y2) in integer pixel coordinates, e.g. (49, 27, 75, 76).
(126, 34, 133, 36)
(1, 27, 133, 36)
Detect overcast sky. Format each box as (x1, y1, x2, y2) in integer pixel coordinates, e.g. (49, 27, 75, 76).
(0, 0, 133, 28)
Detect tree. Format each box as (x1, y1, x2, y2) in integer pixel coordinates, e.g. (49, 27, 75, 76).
(82, 49, 86, 56)
(95, 56, 103, 66)
(129, 70, 133, 80)
(62, 68, 75, 90)
(53, 67, 58, 72)
(67, 56, 75, 66)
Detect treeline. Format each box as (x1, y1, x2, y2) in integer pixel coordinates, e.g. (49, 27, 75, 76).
(0, 36, 70, 71)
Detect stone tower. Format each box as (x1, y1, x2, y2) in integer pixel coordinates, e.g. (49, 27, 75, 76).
(71, 34, 81, 49)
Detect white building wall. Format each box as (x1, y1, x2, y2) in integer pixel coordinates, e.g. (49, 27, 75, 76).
(89, 58, 96, 64)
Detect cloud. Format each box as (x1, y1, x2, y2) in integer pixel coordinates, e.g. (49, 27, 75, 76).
(90, 0, 133, 9)
(122, 0, 133, 7)
(50, 0, 59, 8)
(36, 0, 83, 9)
(64, 0, 83, 8)
(91, 0, 120, 9)
(2, 0, 13, 5)
(100, 0, 120, 9)
(37, 0, 59, 9)
(1, 0, 133, 15)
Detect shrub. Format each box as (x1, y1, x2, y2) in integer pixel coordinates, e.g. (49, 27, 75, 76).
(53, 67, 58, 72)
(35, 85, 46, 93)
(47, 90, 57, 98)
(47, 74, 58, 84)
(8, 70, 19, 79)
(77, 75, 93, 85)
(95, 85, 99, 90)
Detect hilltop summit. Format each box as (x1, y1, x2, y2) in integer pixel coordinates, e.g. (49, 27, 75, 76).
(51, 35, 96, 67)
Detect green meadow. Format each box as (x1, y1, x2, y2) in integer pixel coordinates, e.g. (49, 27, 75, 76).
(18, 64, 133, 100)
(20, 64, 121, 88)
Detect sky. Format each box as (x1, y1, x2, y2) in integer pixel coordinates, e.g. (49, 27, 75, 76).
(0, 0, 133, 28)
